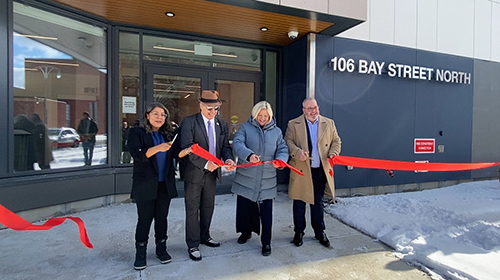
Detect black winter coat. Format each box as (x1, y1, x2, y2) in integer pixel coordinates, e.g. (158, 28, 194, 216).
(127, 127, 179, 201)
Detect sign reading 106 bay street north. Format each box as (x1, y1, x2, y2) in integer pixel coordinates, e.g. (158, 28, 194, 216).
(330, 57, 471, 85)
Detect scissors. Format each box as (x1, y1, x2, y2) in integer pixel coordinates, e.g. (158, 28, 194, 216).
(169, 134, 178, 144)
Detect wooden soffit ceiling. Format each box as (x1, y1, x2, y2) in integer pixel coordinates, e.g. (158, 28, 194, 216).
(51, 0, 360, 46)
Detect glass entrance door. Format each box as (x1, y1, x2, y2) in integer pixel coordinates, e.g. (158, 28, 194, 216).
(145, 64, 261, 187)
(145, 66, 208, 127)
(209, 72, 260, 141)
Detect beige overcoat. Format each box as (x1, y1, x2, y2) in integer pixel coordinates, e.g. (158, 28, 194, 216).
(285, 115, 341, 204)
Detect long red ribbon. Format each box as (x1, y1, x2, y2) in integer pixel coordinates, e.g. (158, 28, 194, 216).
(190, 143, 225, 166)
(272, 159, 305, 176)
(0, 204, 93, 249)
(329, 155, 500, 172)
(189, 144, 304, 176)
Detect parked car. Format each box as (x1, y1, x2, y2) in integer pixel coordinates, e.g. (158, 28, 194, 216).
(48, 127, 81, 148)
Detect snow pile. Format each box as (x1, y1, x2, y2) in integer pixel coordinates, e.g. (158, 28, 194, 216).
(325, 180, 500, 280)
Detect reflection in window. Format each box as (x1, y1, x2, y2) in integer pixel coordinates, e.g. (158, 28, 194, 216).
(13, 2, 107, 171)
(119, 32, 140, 164)
(153, 74, 201, 125)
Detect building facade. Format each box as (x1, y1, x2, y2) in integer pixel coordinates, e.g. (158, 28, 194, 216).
(0, 0, 499, 221)
(293, 0, 500, 196)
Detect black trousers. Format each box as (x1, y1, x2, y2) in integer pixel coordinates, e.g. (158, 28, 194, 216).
(236, 195, 273, 246)
(184, 172, 217, 249)
(293, 167, 327, 236)
(82, 141, 95, 166)
(135, 181, 171, 244)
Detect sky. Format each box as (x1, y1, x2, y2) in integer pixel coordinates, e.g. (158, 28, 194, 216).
(13, 34, 70, 89)
(325, 179, 500, 280)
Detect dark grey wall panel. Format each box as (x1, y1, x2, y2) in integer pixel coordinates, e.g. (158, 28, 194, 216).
(315, 34, 334, 117)
(320, 37, 476, 189)
(471, 59, 500, 178)
(282, 37, 308, 123)
(329, 38, 417, 188)
(280, 37, 308, 184)
(0, 173, 115, 212)
(413, 50, 473, 182)
(115, 171, 132, 194)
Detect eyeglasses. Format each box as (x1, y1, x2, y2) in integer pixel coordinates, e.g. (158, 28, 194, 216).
(150, 112, 167, 118)
(202, 104, 220, 111)
(304, 106, 319, 111)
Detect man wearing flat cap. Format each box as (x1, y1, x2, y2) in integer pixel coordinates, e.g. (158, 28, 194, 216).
(179, 90, 236, 261)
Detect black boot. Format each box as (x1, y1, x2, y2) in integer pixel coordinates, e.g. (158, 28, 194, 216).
(292, 232, 304, 247)
(315, 232, 330, 247)
(237, 232, 251, 244)
(262, 245, 271, 256)
(156, 238, 172, 264)
(134, 242, 147, 270)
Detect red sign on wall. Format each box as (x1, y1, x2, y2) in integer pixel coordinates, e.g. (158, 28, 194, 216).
(414, 138, 435, 154)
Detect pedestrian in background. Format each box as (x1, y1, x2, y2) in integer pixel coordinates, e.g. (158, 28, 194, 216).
(122, 121, 131, 163)
(77, 111, 98, 166)
(29, 113, 53, 169)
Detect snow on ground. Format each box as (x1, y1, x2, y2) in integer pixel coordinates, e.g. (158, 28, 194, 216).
(35, 140, 108, 170)
(325, 180, 500, 280)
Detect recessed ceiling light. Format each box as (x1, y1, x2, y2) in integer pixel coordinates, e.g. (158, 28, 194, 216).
(165, 12, 175, 17)
(260, 27, 268, 32)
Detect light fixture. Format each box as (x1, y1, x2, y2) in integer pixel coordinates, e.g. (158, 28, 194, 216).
(25, 60, 80, 67)
(153, 45, 237, 58)
(153, 89, 195, 94)
(35, 65, 62, 79)
(14, 33, 58, 40)
(165, 12, 175, 17)
(154, 82, 174, 87)
(154, 45, 194, 53)
(260, 27, 268, 32)
(212, 53, 238, 58)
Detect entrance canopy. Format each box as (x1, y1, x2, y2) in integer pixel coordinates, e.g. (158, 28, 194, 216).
(52, 0, 366, 46)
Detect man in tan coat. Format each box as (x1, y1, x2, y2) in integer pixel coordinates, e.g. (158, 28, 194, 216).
(285, 98, 341, 247)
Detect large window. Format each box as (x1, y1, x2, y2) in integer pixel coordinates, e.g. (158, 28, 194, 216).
(119, 32, 140, 164)
(13, 2, 107, 171)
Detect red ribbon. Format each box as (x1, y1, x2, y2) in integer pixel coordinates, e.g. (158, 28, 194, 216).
(190, 143, 225, 166)
(189, 144, 304, 176)
(0, 204, 94, 249)
(272, 159, 305, 176)
(329, 155, 500, 172)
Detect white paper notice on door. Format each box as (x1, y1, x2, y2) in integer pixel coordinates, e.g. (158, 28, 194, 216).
(122, 96, 137, 114)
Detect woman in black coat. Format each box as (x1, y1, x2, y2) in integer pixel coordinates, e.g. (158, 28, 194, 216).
(127, 102, 179, 270)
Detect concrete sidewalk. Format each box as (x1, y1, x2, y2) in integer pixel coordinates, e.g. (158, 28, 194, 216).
(0, 192, 431, 280)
